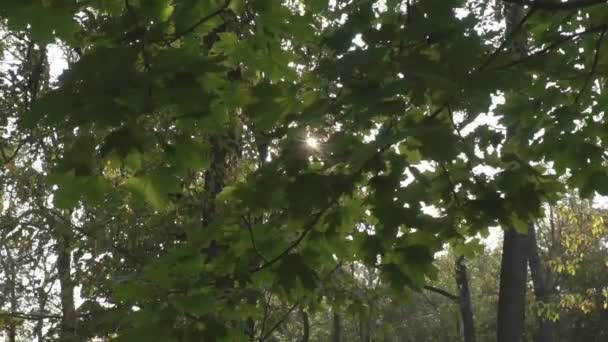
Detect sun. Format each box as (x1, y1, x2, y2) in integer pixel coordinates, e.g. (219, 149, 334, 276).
(305, 136, 320, 150)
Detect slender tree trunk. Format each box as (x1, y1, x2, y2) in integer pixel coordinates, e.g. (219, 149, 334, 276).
(455, 256, 476, 342)
(57, 229, 77, 342)
(331, 311, 341, 342)
(497, 3, 531, 341)
(497, 227, 529, 342)
(8, 273, 17, 342)
(300, 308, 310, 342)
(34, 287, 48, 342)
(359, 309, 370, 342)
(528, 224, 558, 342)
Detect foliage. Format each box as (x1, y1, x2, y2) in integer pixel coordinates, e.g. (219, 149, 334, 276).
(1, 0, 608, 341)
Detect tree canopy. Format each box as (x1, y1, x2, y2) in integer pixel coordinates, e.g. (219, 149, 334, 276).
(1, 0, 608, 341)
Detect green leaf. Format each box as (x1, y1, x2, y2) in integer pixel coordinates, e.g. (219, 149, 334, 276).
(124, 169, 180, 210)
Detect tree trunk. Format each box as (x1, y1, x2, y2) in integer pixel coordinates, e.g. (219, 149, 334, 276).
(57, 229, 77, 342)
(34, 286, 48, 342)
(300, 309, 310, 342)
(2, 250, 18, 342)
(359, 309, 370, 342)
(497, 227, 529, 342)
(528, 224, 558, 342)
(497, 2, 530, 341)
(455, 256, 476, 342)
(331, 311, 341, 342)
(8, 273, 17, 342)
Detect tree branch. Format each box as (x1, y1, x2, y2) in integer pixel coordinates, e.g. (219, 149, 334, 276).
(423, 285, 459, 301)
(492, 24, 608, 70)
(0, 311, 61, 320)
(478, 7, 537, 71)
(165, 0, 231, 44)
(501, 0, 607, 11)
(242, 215, 269, 263)
(575, 27, 607, 103)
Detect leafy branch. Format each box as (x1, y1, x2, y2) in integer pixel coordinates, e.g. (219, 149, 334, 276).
(492, 24, 608, 70)
(575, 27, 608, 103)
(252, 130, 397, 274)
(478, 7, 537, 71)
(501, 0, 608, 11)
(165, 0, 231, 44)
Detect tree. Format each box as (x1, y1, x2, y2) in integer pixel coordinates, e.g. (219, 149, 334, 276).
(455, 256, 476, 342)
(2, 0, 608, 340)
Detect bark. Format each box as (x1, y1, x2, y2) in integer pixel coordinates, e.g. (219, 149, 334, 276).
(497, 3, 531, 342)
(497, 227, 529, 342)
(528, 224, 558, 342)
(1, 249, 18, 342)
(359, 309, 370, 342)
(331, 312, 341, 342)
(8, 273, 17, 342)
(300, 309, 310, 342)
(34, 286, 48, 342)
(57, 228, 77, 342)
(455, 256, 476, 342)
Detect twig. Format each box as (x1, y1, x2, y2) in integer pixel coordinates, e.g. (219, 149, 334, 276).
(492, 24, 608, 71)
(259, 301, 299, 342)
(252, 206, 330, 274)
(575, 27, 607, 103)
(423, 285, 459, 301)
(478, 7, 537, 71)
(258, 293, 274, 341)
(242, 215, 269, 263)
(165, 0, 231, 44)
(501, 0, 608, 11)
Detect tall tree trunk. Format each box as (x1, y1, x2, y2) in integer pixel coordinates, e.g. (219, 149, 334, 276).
(300, 308, 310, 342)
(455, 256, 476, 342)
(528, 224, 558, 342)
(497, 227, 529, 342)
(34, 286, 48, 342)
(497, 3, 531, 342)
(8, 273, 17, 342)
(331, 311, 341, 342)
(359, 308, 370, 342)
(57, 228, 77, 342)
(2, 249, 18, 342)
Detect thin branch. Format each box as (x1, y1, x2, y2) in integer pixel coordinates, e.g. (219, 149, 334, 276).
(165, 0, 231, 44)
(242, 216, 269, 263)
(478, 7, 537, 71)
(423, 285, 459, 301)
(252, 206, 330, 274)
(501, 0, 607, 11)
(575, 27, 607, 103)
(0, 311, 61, 320)
(259, 301, 299, 342)
(492, 24, 608, 70)
(258, 293, 274, 341)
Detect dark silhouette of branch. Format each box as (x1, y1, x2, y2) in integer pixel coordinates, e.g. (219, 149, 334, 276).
(165, 0, 231, 44)
(259, 301, 299, 342)
(502, 0, 607, 11)
(478, 8, 537, 71)
(1, 311, 61, 320)
(492, 24, 608, 70)
(575, 27, 608, 103)
(242, 215, 269, 263)
(252, 206, 329, 274)
(424, 285, 459, 301)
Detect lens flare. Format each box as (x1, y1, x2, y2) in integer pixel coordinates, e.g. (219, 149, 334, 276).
(305, 137, 319, 149)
